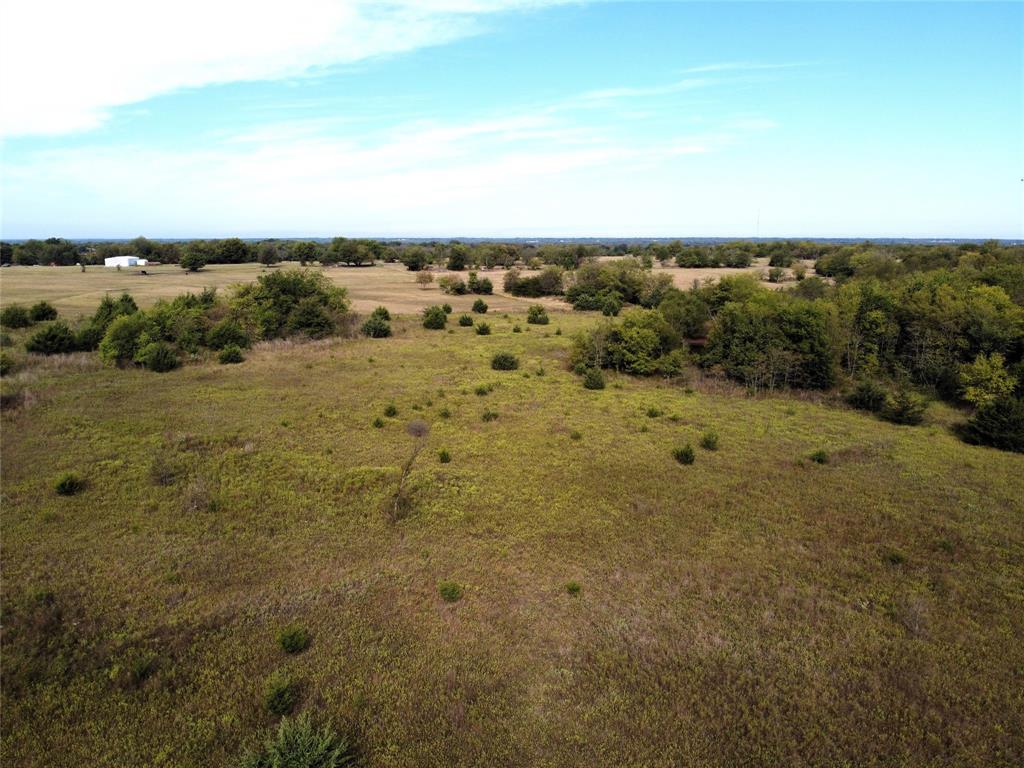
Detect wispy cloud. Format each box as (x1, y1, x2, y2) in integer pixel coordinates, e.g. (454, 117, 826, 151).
(682, 61, 807, 75)
(0, 0, 577, 137)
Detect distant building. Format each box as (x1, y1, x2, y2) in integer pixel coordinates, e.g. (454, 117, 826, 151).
(103, 256, 148, 268)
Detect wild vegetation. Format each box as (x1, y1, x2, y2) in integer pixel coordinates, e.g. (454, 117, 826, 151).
(1, 239, 1023, 766)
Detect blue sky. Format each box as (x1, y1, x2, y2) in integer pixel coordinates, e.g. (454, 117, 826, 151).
(1, 1, 1021, 239)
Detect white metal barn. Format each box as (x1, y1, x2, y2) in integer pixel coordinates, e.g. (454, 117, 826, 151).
(103, 256, 148, 268)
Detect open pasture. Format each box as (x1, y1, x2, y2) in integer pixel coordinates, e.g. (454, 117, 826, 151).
(2, 310, 1022, 767)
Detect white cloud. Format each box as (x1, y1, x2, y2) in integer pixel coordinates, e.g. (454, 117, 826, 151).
(0, 0, 572, 137)
(0, 97, 783, 237)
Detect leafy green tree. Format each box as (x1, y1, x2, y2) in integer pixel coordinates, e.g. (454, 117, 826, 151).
(959, 352, 1016, 407)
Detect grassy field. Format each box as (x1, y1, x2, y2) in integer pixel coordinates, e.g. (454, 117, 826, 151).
(2, 298, 1023, 767)
(0, 258, 793, 319)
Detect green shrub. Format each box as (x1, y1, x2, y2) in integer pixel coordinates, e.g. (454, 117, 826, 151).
(526, 305, 549, 325)
(278, 625, 311, 654)
(218, 344, 245, 364)
(582, 368, 605, 390)
(437, 276, 467, 295)
(369, 306, 391, 322)
(25, 322, 76, 355)
(288, 297, 334, 338)
(673, 444, 695, 465)
(74, 323, 105, 352)
(646, 407, 662, 418)
(700, 430, 719, 451)
(372, 417, 384, 428)
(231, 269, 348, 340)
(99, 313, 150, 365)
(439, 581, 463, 602)
(264, 671, 300, 716)
(472, 299, 488, 314)
(422, 305, 447, 329)
(570, 430, 582, 440)
(29, 302, 58, 322)
(883, 389, 927, 425)
(438, 407, 451, 419)
(882, 549, 906, 566)
(442, 303, 453, 314)
(847, 379, 888, 413)
(206, 319, 250, 350)
(361, 314, 391, 338)
(55, 471, 86, 496)
(0, 352, 14, 377)
(481, 409, 499, 422)
(438, 449, 451, 463)
(809, 449, 829, 464)
(467, 272, 493, 294)
(384, 403, 398, 417)
(565, 581, 581, 596)
(491, 352, 519, 371)
(135, 341, 180, 372)
(474, 383, 493, 396)
(458, 314, 474, 327)
(0, 305, 31, 329)
(962, 396, 1024, 453)
(512, 325, 521, 333)
(475, 322, 491, 336)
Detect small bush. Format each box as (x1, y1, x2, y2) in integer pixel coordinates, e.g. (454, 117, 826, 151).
(439, 581, 463, 602)
(700, 431, 719, 451)
(218, 344, 245, 364)
(384, 403, 398, 417)
(474, 383, 493, 396)
(206, 318, 250, 350)
(512, 324, 521, 333)
(809, 449, 829, 464)
(0, 352, 14, 377)
(372, 417, 384, 428)
(438, 407, 451, 419)
(278, 625, 311, 654)
(481, 409, 499, 422)
(673, 444, 695, 465)
(458, 314, 474, 327)
(570, 430, 582, 440)
(438, 449, 451, 463)
(472, 299, 488, 314)
(136, 341, 180, 372)
(475, 322, 491, 336)
(882, 549, 906, 566)
(55, 472, 85, 496)
(29, 302, 58, 322)
(361, 314, 391, 338)
(264, 671, 300, 716)
(847, 379, 887, 413)
(370, 306, 391, 322)
(883, 389, 927, 426)
(442, 303, 453, 314)
(646, 407, 662, 418)
(491, 352, 519, 371)
(565, 581, 581, 596)
(582, 368, 605, 390)
(0, 305, 31, 329)
(422, 305, 447, 329)
(25, 322, 76, 355)
(240, 713, 356, 768)
(961, 396, 1024, 453)
(526, 305, 549, 325)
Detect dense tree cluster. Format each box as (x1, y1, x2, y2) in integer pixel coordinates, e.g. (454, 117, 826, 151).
(568, 243, 1024, 451)
(17, 270, 349, 372)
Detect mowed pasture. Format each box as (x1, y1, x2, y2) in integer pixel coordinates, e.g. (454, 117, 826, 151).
(0, 262, 567, 318)
(0, 257, 791, 319)
(2, 302, 1023, 766)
